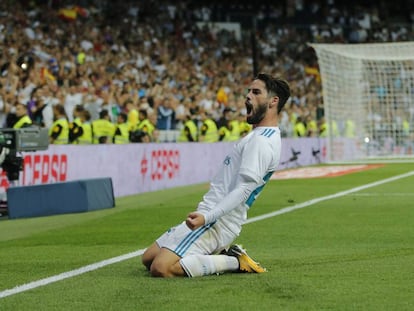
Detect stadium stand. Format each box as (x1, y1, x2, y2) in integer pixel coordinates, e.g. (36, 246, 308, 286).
(0, 0, 413, 141)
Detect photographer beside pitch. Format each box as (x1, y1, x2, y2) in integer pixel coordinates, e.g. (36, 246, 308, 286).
(142, 73, 290, 277)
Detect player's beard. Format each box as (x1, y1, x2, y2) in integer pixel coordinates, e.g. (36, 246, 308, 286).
(246, 101, 268, 125)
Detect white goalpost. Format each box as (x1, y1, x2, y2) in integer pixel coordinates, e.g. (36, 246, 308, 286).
(310, 42, 414, 162)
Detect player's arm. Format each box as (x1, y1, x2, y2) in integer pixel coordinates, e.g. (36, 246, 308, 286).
(192, 138, 274, 227)
(186, 175, 258, 229)
(198, 175, 259, 226)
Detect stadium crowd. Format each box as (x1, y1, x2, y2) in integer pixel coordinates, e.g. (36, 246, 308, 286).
(1, 0, 413, 144)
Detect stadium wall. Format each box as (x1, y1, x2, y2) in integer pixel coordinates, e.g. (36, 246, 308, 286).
(0, 138, 350, 198)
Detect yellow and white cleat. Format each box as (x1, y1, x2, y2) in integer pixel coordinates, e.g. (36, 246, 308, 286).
(227, 244, 267, 273)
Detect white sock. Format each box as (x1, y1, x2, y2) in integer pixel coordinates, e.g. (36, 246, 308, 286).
(180, 255, 239, 277)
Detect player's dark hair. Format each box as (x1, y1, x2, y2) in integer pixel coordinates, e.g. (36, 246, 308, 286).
(255, 73, 291, 114)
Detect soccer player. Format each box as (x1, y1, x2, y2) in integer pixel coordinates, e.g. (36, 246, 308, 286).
(142, 73, 291, 277)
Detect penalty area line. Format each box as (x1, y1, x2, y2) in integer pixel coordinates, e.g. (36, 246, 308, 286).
(1, 170, 414, 299)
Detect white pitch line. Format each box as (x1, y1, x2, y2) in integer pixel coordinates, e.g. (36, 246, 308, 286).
(1, 170, 414, 299)
(0, 250, 145, 299)
(349, 193, 414, 196)
(246, 170, 414, 224)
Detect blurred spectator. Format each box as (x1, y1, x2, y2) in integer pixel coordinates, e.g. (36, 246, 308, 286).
(113, 112, 130, 144)
(68, 105, 85, 144)
(198, 110, 218, 143)
(293, 116, 307, 137)
(31, 86, 54, 128)
(0, 0, 411, 142)
(177, 111, 198, 142)
(12, 102, 33, 128)
(49, 104, 69, 144)
(124, 99, 139, 132)
(92, 109, 115, 144)
(156, 96, 176, 130)
(63, 83, 83, 122)
(135, 109, 155, 142)
(78, 110, 93, 145)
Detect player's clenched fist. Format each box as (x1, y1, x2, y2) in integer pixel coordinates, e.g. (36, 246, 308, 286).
(185, 212, 205, 230)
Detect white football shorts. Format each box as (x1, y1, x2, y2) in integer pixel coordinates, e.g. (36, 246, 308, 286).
(156, 221, 237, 257)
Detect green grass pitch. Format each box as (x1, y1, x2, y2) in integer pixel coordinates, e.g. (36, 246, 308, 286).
(0, 163, 414, 310)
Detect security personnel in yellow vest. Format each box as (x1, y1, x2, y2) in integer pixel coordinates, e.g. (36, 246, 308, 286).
(69, 105, 85, 144)
(78, 110, 93, 144)
(239, 121, 252, 137)
(344, 118, 356, 138)
(293, 116, 307, 137)
(319, 117, 328, 137)
(238, 112, 252, 137)
(125, 99, 139, 132)
(113, 112, 130, 144)
(218, 120, 231, 141)
(216, 107, 231, 132)
(199, 111, 218, 143)
(319, 117, 339, 137)
(178, 113, 198, 142)
(227, 118, 240, 141)
(135, 109, 155, 143)
(402, 119, 410, 137)
(305, 115, 318, 137)
(92, 109, 116, 144)
(12, 102, 33, 128)
(49, 104, 69, 144)
(329, 119, 339, 137)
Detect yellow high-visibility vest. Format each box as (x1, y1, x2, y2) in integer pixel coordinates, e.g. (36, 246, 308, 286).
(13, 115, 32, 128)
(49, 118, 69, 144)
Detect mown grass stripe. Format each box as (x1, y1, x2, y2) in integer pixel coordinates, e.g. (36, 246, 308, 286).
(1, 170, 413, 299)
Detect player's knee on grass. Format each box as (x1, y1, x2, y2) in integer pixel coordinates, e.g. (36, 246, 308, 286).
(141, 251, 154, 270)
(141, 243, 161, 271)
(149, 260, 171, 277)
(141, 256, 152, 271)
(150, 259, 186, 278)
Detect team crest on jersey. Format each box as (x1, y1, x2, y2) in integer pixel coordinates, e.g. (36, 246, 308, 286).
(223, 156, 231, 165)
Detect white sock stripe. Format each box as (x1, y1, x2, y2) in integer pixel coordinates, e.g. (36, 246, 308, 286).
(1, 170, 413, 299)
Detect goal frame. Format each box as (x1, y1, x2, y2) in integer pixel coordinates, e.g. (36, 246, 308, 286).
(310, 42, 414, 162)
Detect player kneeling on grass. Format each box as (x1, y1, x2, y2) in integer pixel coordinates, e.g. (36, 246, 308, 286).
(142, 73, 290, 277)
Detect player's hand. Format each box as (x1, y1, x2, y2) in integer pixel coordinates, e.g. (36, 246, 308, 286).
(185, 212, 205, 230)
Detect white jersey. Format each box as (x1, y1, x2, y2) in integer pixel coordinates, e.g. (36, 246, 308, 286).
(197, 126, 281, 236)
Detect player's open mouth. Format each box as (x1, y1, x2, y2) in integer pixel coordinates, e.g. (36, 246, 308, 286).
(245, 101, 253, 115)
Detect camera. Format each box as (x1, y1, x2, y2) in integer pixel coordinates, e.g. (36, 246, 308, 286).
(0, 127, 49, 181)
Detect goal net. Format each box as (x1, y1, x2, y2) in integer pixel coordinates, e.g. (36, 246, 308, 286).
(310, 42, 414, 162)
